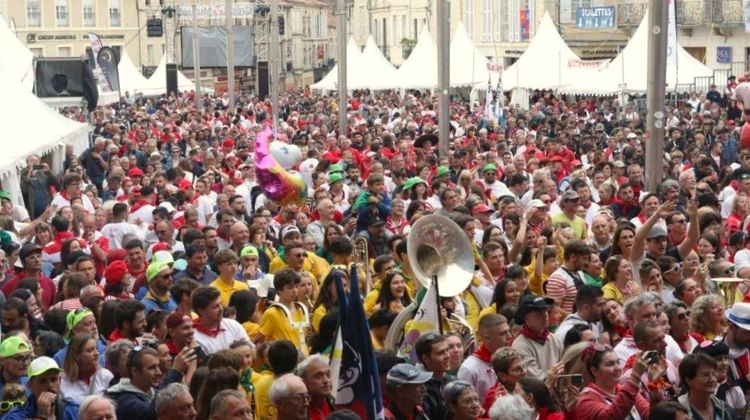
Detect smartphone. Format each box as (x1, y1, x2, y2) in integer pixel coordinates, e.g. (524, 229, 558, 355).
(33, 164, 44, 170)
(556, 374, 583, 390)
(643, 350, 660, 364)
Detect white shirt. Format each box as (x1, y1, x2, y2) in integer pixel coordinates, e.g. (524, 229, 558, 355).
(60, 368, 113, 405)
(51, 193, 96, 214)
(194, 318, 249, 355)
(101, 221, 144, 249)
(128, 204, 155, 225)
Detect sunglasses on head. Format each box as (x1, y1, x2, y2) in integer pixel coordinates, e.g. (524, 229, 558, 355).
(0, 400, 24, 411)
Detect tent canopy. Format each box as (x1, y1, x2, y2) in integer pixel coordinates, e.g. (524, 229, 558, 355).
(0, 15, 34, 91)
(140, 55, 196, 95)
(360, 36, 399, 90)
(449, 22, 491, 88)
(117, 49, 152, 96)
(310, 38, 364, 91)
(568, 10, 713, 94)
(502, 13, 600, 91)
(395, 26, 438, 89)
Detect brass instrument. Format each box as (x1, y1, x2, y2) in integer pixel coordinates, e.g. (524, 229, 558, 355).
(385, 215, 475, 351)
(712, 277, 743, 308)
(447, 313, 478, 357)
(352, 236, 372, 295)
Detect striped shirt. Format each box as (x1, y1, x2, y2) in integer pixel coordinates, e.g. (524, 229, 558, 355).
(545, 267, 582, 313)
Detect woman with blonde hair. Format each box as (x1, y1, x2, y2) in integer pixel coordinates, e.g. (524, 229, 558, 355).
(60, 333, 113, 404)
(690, 294, 726, 341)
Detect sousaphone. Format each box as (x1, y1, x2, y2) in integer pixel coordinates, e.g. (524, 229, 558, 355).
(385, 215, 476, 353)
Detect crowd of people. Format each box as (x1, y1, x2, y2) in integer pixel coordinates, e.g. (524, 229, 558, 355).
(0, 84, 747, 420)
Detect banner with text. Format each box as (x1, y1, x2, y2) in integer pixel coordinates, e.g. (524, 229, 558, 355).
(667, 0, 677, 65)
(575, 7, 616, 29)
(176, 4, 255, 20)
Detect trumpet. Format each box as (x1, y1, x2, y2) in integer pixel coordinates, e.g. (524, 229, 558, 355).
(712, 277, 743, 308)
(352, 236, 372, 295)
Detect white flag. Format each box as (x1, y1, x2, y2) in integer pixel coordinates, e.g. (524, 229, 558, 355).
(398, 280, 440, 364)
(667, 0, 677, 65)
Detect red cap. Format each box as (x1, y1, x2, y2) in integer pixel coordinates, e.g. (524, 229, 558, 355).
(472, 203, 493, 215)
(570, 159, 583, 167)
(178, 179, 193, 191)
(222, 138, 235, 148)
(152, 242, 171, 253)
(104, 260, 129, 285)
(131, 186, 142, 197)
(107, 248, 127, 263)
(128, 168, 144, 177)
(550, 156, 564, 162)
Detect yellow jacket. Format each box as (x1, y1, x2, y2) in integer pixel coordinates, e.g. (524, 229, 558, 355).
(269, 253, 330, 285)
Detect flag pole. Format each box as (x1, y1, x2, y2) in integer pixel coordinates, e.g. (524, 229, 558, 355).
(433, 275, 443, 335)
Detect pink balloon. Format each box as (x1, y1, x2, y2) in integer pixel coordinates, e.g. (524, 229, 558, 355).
(254, 125, 307, 206)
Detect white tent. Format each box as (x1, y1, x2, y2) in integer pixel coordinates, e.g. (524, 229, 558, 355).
(503, 13, 602, 91)
(310, 38, 364, 91)
(450, 22, 491, 88)
(0, 16, 34, 91)
(359, 36, 399, 90)
(141, 55, 196, 95)
(395, 26, 438, 89)
(0, 78, 91, 204)
(569, 11, 713, 94)
(117, 49, 153, 95)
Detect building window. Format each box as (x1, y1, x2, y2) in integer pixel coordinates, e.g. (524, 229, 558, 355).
(465, 0, 474, 36)
(27, 0, 42, 27)
(494, 0, 504, 41)
(56, 0, 70, 26)
(401, 16, 406, 42)
(482, 0, 491, 41)
(109, 0, 121, 27)
(30, 47, 43, 56)
(147, 45, 154, 64)
(58, 46, 71, 56)
(83, 0, 96, 27)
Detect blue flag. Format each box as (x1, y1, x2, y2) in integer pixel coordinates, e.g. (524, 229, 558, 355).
(333, 265, 384, 419)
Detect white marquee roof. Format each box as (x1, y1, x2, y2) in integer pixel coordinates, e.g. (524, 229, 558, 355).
(395, 26, 438, 89)
(360, 36, 399, 90)
(141, 55, 196, 95)
(310, 38, 364, 91)
(0, 15, 34, 91)
(449, 22, 491, 88)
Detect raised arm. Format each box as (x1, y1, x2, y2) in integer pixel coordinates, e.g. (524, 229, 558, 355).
(677, 198, 699, 259)
(630, 200, 676, 263)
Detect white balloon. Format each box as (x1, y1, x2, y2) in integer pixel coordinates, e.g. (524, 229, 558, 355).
(269, 141, 302, 170)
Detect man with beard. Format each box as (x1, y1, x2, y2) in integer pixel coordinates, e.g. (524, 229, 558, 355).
(296, 355, 333, 420)
(554, 285, 603, 343)
(109, 300, 147, 345)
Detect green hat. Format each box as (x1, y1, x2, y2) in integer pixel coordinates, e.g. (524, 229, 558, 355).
(0, 191, 11, 201)
(0, 336, 31, 358)
(436, 166, 450, 177)
(329, 163, 344, 174)
(65, 308, 94, 337)
(146, 261, 172, 282)
(240, 245, 259, 258)
(328, 173, 343, 184)
(483, 163, 498, 173)
(27, 356, 62, 379)
(403, 177, 427, 191)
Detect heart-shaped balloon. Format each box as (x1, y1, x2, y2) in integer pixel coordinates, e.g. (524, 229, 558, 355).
(269, 141, 303, 170)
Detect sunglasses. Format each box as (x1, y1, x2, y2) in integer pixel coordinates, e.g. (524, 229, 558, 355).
(0, 400, 24, 411)
(663, 263, 683, 275)
(723, 265, 736, 276)
(677, 311, 691, 320)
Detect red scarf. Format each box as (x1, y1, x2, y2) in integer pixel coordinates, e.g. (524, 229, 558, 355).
(519, 325, 550, 345)
(615, 325, 632, 338)
(473, 345, 493, 363)
(193, 318, 225, 337)
(129, 199, 150, 214)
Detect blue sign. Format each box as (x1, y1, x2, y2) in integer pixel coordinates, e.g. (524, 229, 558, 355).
(717, 47, 732, 63)
(575, 7, 616, 29)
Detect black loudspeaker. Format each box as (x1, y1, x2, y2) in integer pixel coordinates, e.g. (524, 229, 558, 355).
(166, 63, 177, 95)
(257, 61, 269, 98)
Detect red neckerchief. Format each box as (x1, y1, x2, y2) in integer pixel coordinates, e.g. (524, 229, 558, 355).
(616, 325, 632, 338)
(60, 190, 75, 201)
(55, 231, 74, 244)
(193, 318, 225, 337)
(624, 354, 638, 370)
(637, 212, 647, 225)
(668, 231, 686, 247)
(473, 345, 493, 363)
(129, 199, 150, 214)
(81, 367, 96, 385)
(519, 325, 550, 345)
(165, 339, 181, 356)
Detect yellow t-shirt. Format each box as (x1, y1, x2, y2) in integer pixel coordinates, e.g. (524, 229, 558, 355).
(210, 277, 250, 307)
(364, 284, 382, 317)
(254, 372, 276, 420)
(258, 303, 310, 356)
(243, 321, 260, 339)
(479, 303, 498, 322)
(551, 213, 587, 240)
(269, 254, 330, 284)
(463, 290, 483, 332)
(601, 281, 641, 304)
(312, 305, 327, 332)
